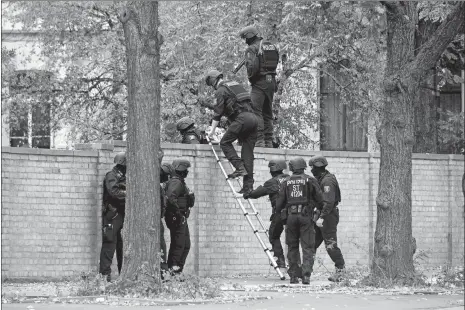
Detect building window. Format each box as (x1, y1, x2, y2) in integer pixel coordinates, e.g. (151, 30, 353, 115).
(8, 70, 52, 148)
(319, 69, 368, 152)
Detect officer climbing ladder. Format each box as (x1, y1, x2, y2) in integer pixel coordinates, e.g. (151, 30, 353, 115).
(205, 136, 286, 280)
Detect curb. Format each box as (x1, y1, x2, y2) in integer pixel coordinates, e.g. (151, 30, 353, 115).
(4, 294, 271, 305)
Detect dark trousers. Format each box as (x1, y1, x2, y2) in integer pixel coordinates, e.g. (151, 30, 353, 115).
(315, 207, 345, 269)
(220, 112, 258, 188)
(269, 213, 285, 266)
(251, 78, 275, 148)
(165, 212, 191, 271)
(285, 212, 315, 278)
(99, 213, 124, 276)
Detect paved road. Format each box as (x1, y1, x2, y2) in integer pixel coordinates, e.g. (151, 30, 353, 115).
(2, 292, 463, 310)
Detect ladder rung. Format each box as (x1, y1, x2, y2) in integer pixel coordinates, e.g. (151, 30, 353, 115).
(243, 212, 258, 216)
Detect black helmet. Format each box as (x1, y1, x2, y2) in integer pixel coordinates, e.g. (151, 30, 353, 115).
(308, 155, 328, 168)
(205, 69, 223, 87)
(172, 159, 191, 172)
(161, 163, 175, 177)
(114, 152, 126, 166)
(176, 117, 195, 131)
(239, 25, 259, 39)
(288, 157, 306, 172)
(268, 159, 287, 172)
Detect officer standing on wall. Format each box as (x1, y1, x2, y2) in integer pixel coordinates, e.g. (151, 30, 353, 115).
(99, 152, 127, 282)
(308, 155, 346, 282)
(238, 25, 279, 148)
(204, 69, 258, 194)
(176, 117, 208, 144)
(241, 160, 289, 268)
(275, 157, 324, 284)
(164, 159, 195, 274)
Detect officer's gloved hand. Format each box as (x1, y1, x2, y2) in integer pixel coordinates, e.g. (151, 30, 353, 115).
(243, 192, 251, 200)
(316, 218, 324, 228)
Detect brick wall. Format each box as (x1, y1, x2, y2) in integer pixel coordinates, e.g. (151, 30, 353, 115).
(1, 142, 464, 279)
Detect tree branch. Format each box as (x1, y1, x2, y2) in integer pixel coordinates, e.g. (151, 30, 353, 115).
(411, 2, 464, 82)
(380, 1, 399, 12)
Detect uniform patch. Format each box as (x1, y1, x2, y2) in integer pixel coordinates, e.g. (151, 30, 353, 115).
(189, 135, 196, 140)
(324, 186, 330, 193)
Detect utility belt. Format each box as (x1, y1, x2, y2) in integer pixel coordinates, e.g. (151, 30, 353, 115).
(229, 106, 252, 121)
(287, 205, 312, 215)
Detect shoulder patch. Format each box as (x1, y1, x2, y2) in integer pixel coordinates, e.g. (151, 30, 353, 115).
(324, 186, 330, 193)
(188, 135, 196, 140)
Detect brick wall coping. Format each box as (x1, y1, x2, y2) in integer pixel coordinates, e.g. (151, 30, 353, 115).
(158, 143, 465, 161)
(2, 143, 463, 161)
(1, 147, 98, 157)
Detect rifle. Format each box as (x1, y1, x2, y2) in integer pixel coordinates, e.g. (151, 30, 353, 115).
(232, 58, 246, 74)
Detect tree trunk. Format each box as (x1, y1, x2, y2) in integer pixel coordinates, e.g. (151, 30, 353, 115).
(373, 1, 464, 282)
(119, 1, 162, 284)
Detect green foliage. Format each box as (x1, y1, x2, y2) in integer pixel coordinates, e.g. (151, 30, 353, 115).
(438, 110, 464, 154)
(2, 1, 461, 150)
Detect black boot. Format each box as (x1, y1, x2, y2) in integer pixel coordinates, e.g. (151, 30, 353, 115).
(290, 277, 299, 284)
(302, 276, 310, 285)
(328, 268, 344, 282)
(228, 165, 247, 179)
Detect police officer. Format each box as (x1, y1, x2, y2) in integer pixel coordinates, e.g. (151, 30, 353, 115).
(242, 160, 289, 268)
(205, 69, 258, 194)
(308, 155, 346, 282)
(275, 157, 324, 284)
(159, 162, 175, 273)
(99, 152, 127, 282)
(238, 25, 279, 148)
(176, 117, 208, 144)
(164, 159, 195, 274)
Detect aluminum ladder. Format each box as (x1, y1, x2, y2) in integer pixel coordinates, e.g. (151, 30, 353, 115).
(206, 136, 286, 280)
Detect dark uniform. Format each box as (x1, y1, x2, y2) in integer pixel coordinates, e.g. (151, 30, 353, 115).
(309, 156, 345, 282)
(176, 117, 208, 144)
(181, 128, 207, 144)
(276, 157, 324, 284)
(244, 160, 288, 267)
(99, 153, 127, 281)
(239, 26, 279, 148)
(160, 163, 175, 272)
(206, 71, 258, 193)
(164, 160, 195, 273)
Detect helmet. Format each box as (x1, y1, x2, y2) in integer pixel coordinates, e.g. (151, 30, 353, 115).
(176, 117, 195, 131)
(268, 159, 287, 172)
(239, 25, 259, 39)
(172, 159, 191, 172)
(114, 152, 126, 166)
(288, 157, 307, 172)
(161, 163, 175, 177)
(205, 69, 223, 87)
(308, 155, 328, 168)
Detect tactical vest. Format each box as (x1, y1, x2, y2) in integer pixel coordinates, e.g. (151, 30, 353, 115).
(182, 129, 201, 144)
(285, 174, 309, 206)
(166, 176, 189, 210)
(269, 173, 289, 210)
(221, 81, 252, 118)
(258, 41, 279, 76)
(102, 169, 125, 207)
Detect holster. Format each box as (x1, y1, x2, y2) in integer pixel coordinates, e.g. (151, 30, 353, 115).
(102, 223, 114, 243)
(280, 208, 288, 223)
(313, 209, 321, 222)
